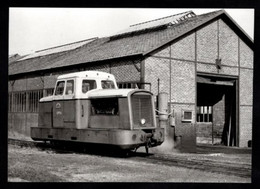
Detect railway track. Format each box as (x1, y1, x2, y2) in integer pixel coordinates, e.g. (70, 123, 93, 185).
(133, 154, 251, 178)
(8, 138, 251, 178)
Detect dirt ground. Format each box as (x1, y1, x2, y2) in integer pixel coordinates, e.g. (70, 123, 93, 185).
(8, 144, 251, 183)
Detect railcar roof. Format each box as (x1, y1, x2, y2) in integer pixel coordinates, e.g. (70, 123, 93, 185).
(57, 70, 115, 80)
(87, 89, 151, 98)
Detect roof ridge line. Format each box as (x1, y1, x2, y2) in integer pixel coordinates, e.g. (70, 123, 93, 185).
(130, 10, 194, 27)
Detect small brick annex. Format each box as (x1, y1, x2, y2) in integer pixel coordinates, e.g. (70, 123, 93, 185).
(8, 10, 253, 150)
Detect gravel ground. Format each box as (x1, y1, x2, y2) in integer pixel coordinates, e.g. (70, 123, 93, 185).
(8, 144, 251, 182)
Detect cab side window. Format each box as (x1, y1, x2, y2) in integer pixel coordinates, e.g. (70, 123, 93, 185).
(101, 80, 115, 89)
(65, 80, 74, 95)
(55, 81, 65, 95)
(82, 80, 97, 93)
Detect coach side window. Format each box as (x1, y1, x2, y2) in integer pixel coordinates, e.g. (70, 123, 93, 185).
(65, 80, 74, 95)
(82, 80, 97, 93)
(55, 81, 65, 95)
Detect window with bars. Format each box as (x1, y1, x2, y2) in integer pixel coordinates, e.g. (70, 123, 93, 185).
(118, 83, 138, 89)
(28, 90, 43, 112)
(10, 92, 27, 112)
(8, 89, 53, 113)
(197, 106, 212, 123)
(117, 82, 151, 90)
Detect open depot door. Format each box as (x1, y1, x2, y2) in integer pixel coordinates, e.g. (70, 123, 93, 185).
(196, 74, 238, 147)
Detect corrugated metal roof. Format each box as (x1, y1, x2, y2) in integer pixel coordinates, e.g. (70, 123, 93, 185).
(9, 10, 253, 76)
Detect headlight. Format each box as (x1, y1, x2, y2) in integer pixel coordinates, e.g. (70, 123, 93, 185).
(140, 118, 146, 125)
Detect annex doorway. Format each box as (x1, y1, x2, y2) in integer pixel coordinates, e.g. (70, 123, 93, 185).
(196, 74, 238, 147)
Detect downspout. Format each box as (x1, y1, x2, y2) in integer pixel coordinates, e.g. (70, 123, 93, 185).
(140, 59, 145, 89)
(169, 45, 172, 105)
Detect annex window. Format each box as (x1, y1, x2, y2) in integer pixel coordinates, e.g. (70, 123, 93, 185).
(101, 80, 115, 89)
(8, 90, 43, 113)
(11, 92, 26, 112)
(118, 82, 137, 89)
(65, 80, 74, 95)
(91, 98, 119, 115)
(82, 80, 97, 93)
(55, 81, 65, 96)
(28, 90, 43, 112)
(197, 106, 212, 122)
(117, 82, 151, 91)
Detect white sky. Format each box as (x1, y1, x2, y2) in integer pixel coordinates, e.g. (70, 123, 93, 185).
(9, 8, 254, 56)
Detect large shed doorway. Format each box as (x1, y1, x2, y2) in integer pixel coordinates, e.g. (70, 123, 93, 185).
(196, 74, 238, 147)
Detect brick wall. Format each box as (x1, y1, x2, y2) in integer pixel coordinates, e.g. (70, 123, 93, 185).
(240, 40, 253, 68)
(171, 60, 195, 103)
(240, 69, 253, 105)
(212, 94, 225, 144)
(196, 20, 240, 76)
(170, 103, 196, 152)
(145, 32, 197, 152)
(196, 89, 226, 145)
(196, 123, 213, 144)
(239, 39, 253, 147)
(170, 33, 195, 61)
(197, 63, 239, 76)
(219, 20, 239, 67)
(145, 57, 170, 95)
(197, 21, 218, 64)
(239, 106, 253, 147)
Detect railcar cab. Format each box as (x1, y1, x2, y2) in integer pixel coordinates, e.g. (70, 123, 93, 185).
(55, 71, 116, 128)
(39, 71, 118, 129)
(53, 71, 118, 99)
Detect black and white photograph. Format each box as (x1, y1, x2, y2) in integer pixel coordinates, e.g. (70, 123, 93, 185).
(8, 7, 254, 183)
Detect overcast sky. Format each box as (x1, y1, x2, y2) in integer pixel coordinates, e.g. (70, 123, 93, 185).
(9, 8, 254, 56)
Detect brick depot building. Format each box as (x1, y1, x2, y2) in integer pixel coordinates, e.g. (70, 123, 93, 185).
(8, 10, 253, 150)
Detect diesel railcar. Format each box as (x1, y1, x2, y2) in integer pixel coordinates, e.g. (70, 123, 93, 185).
(31, 71, 164, 151)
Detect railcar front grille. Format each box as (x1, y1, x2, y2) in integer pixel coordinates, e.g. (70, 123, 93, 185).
(131, 94, 154, 128)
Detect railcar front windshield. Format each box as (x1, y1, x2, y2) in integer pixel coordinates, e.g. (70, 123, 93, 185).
(55, 81, 65, 95)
